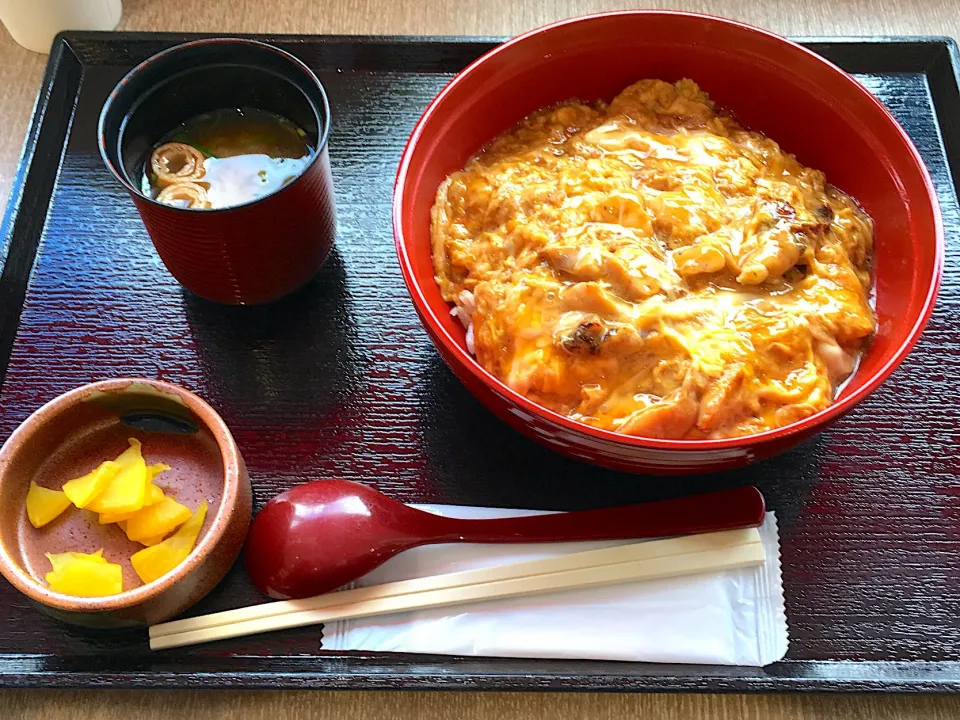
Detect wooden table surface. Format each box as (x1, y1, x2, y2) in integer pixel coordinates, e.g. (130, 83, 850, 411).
(1, 0, 958, 718)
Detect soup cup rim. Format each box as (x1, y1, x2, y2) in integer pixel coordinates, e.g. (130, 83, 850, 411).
(97, 36, 331, 214)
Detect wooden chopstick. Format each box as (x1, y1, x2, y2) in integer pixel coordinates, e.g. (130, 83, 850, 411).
(150, 527, 765, 650)
(151, 527, 761, 639)
(152, 538, 764, 650)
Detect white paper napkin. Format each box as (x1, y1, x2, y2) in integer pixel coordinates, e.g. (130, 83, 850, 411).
(322, 505, 789, 666)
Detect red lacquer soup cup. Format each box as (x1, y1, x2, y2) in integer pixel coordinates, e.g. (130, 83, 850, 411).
(394, 11, 944, 475)
(99, 38, 336, 306)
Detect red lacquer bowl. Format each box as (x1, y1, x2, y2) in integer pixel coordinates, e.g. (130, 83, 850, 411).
(393, 11, 944, 474)
(99, 39, 336, 306)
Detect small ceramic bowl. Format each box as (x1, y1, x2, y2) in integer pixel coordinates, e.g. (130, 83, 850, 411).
(0, 378, 252, 627)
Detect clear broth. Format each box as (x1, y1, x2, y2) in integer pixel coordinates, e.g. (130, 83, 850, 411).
(141, 107, 315, 210)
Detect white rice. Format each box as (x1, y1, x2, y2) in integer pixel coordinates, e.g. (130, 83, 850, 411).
(465, 324, 475, 355)
(450, 290, 477, 355)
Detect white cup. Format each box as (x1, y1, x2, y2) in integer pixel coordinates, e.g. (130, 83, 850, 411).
(0, 0, 122, 54)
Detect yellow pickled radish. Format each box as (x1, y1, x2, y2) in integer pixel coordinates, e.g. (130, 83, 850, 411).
(86, 438, 147, 514)
(120, 462, 168, 517)
(45, 551, 122, 596)
(46, 549, 107, 574)
(98, 509, 136, 525)
(70, 550, 107, 563)
(147, 463, 170, 482)
(61, 461, 121, 508)
(131, 501, 207, 584)
(142, 463, 170, 508)
(137, 533, 169, 546)
(97, 482, 163, 523)
(144, 483, 165, 506)
(26, 481, 73, 528)
(124, 496, 192, 542)
(97, 483, 162, 523)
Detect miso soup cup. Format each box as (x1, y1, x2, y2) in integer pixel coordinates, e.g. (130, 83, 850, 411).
(99, 38, 336, 305)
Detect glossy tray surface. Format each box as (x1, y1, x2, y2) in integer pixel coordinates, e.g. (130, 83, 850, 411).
(0, 33, 959, 691)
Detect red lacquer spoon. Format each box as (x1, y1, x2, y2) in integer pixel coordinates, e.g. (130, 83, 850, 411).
(244, 480, 765, 599)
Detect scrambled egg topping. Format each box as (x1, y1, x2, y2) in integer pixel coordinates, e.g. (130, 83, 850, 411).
(431, 79, 875, 439)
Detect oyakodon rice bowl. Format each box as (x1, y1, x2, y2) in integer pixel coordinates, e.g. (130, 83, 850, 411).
(431, 79, 876, 441)
(395, 10, 942, 474)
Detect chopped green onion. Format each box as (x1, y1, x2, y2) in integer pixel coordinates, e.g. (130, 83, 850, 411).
(168, 133, 219, 159)
(189, 142, 218, 159)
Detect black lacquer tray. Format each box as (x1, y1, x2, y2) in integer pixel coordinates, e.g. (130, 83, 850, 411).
(0, 33, 959, 692)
